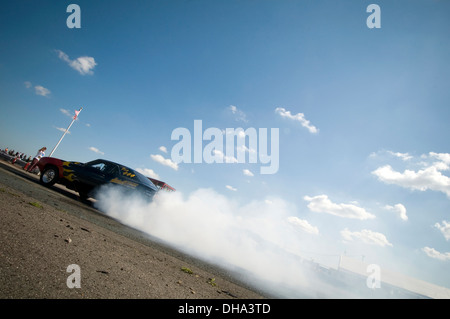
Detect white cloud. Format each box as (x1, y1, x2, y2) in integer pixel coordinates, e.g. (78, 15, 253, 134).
(243, 169, 254, 177)
(56, 49, 97, 75)
(24, 81, 51, 97)
(228, 105, 248, 123)
(422, 247, 450, 261)
(136, 168, 160, 180)
(434, 221, 450, 241)
(54, 126, 70, 134)
(237, 144, 257, 154)
(60, 108, 72, 117)
(387, 151, 413, 161)
(275, 107, 318, 134)
(341, 228, 393, 247)
(34, 85, 51, 97)
(213, 149, 238, 163)
(151, 154, 179, 171)
(372, 152, 450, 197)
(159, 146, 168, 153)
(429, 152, 450, 165)
(225, 185, 237, 191)
(384, 203, 408, 221)
(304, 194, 375, 220)
(287, 217, 319, 235)
(89, 146, 104, 155)
(370, 150, 414, 162)
(60, 108, 82, 122)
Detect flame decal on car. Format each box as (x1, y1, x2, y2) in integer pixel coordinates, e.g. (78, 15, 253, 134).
(61, 161, 76, 181)
(121, 167, 136, 178)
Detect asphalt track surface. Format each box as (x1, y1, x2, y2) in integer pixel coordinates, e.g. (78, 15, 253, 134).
(0, 160, 268, 299)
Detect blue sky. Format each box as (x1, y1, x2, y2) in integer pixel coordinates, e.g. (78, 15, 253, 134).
(1, 0, 450, 291)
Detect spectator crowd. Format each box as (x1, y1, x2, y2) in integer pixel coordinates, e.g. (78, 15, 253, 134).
(0, 146, 43, 174)
(1, 147, 33, 163)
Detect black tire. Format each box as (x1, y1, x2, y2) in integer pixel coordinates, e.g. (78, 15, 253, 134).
(78, 191, 89, 202)
(73, 181, 91, 202)
(40, 166, 59, 186)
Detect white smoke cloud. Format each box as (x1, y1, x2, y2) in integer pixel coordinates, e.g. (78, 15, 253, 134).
(94, 186, 348, 297)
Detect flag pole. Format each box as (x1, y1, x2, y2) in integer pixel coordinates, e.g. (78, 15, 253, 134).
(49, 107, 82, 157)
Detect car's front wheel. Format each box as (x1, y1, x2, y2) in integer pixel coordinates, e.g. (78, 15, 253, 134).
(40, 166, 59, 186)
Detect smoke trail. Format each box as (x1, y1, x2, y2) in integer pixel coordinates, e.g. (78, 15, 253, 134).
(94, 185, 350, 298)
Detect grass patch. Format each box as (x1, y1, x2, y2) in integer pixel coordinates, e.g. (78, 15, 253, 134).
(29, 201, 43, 209)
(207, 278, 217, 287)
(0, 187, 20, 197)
(181, 267, 193, 275)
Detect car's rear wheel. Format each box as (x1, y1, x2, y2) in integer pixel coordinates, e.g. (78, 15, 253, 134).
(73, 181, 90, 202)
(40, 166, 58, 186)
(78, 191, 89, 202)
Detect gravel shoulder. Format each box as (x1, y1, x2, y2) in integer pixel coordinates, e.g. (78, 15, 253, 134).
(0, 160, 266, 299)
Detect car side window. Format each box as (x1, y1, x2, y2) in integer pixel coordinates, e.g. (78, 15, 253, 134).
(104, 164, 119, 176)
(90, 163, 106, 171)
(87, 161, 118, 176)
